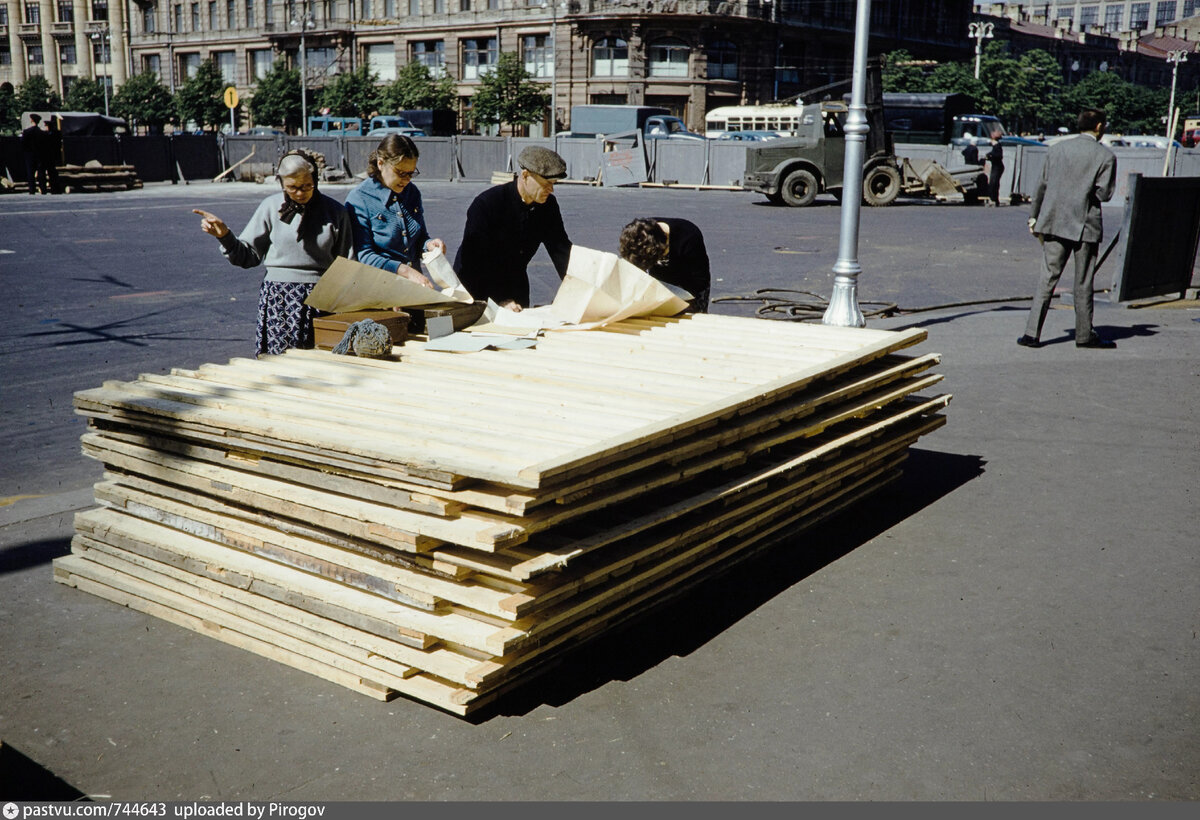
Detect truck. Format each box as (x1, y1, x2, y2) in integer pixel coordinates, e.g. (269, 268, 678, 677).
(742, 98, 903, 207)
(882, 92, 1011, 146)
(388, 109, 457, 137)
(565, 105, 703, 141)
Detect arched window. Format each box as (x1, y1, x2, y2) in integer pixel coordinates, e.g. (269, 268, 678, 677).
(592, 37, 628, 77)
(706, 39, 737, 80)
(648, 38, 690, 77)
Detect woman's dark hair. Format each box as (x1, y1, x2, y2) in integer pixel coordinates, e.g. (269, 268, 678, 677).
(619, 218, 668, 272)
(367, 134, 420, 181)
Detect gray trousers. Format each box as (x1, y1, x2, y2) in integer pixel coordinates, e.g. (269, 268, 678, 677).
(1024, 235, 1098, 341)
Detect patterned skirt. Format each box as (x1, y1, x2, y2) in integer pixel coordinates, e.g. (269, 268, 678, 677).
(256, 280, 321, 357)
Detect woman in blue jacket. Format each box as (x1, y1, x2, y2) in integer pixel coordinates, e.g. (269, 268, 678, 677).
(344, 134, 445, 288)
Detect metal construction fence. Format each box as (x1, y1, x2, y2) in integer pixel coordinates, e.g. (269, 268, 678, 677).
(3, 132, 1197, 197)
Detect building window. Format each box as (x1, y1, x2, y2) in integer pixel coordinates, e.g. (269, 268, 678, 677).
(0, 6, 6, 24)
(459, 0, 469, 9)
(648, 38, 690, 78)
(434, 0, 445, 12)
(191, 3, 200, 31)
(250, 48, 273, 78)
(383, 0, 393, 14)
(1104, 3, 1123, 29)
(24, 3, 41, 25)
(523, 34, 552, 78)
(182, 52, 201, 78)
(226, 0, 236, 25)
(91, 0, 108, 21)
(461, 37, 497, 80)
(173, 4, 183, 32)
(142, 5, 155, 31)
(592, 37, 628, 77)
(209, 1, 217, 28)
(92, 38, 111, 63)
(706, 39, 737, 80)
(488, 0, 498, 8)
(60, 43, 76, 64)
(308, 46, 338, 76)
(0, 44, 9, 66)
(57, 1, 73, 22)
(264, 0, 273, 24)
(29, 45, 44, 65)
(1155, 1, 1177, 25)
(144, 53, 162, 78)
(366, 42, 395, 81)
(1185, 0, 1199, 16)
(1079, 5, 1099, 27)
(1130, 2, 1150, 28)
(215, 50, 236, 82)
(409, 0, 420, 13)
(412, 40, 445, 76)
(1056, 7, 1074, 27)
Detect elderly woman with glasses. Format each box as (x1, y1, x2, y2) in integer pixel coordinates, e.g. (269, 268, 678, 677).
(193, 149, 354, 356)
(344, 133, 446, 288)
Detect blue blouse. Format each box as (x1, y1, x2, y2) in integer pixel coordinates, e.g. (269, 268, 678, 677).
(343, 176, 431, 273)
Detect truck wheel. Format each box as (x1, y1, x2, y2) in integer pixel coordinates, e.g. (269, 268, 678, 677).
(780, 169, 818, 207)
(863, 165, 901, 207)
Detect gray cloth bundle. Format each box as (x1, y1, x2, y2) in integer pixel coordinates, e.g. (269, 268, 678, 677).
(331, 319, 393, 358)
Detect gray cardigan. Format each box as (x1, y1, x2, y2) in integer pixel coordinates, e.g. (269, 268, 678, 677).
(218, 191, 354, 283)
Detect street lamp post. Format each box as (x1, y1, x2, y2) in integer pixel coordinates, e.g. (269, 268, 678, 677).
(968, 21, 994, 80)
(543, 1, 559, 135)
(1165, 49, 1189, 140)
(822, 0, 872, 329)
(91, 25, 111, 117)
(291, 2, 315, 136)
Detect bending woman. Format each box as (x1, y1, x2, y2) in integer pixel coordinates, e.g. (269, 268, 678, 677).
(344, 134, 445, 287)
(194, 150, 354, 356)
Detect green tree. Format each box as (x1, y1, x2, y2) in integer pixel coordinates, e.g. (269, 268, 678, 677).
(1006, 50, 1065, 134)
(469, 52, 549, 133)
(1063, 70, 1170, 134)
(316, 65, 381, 119)
(112, 71, 177, 131)
(249, 61, 301, 130)
(924, 61, 988, 107)
(380, 61, 458, 111)
(0, 85, 21, 135)
(175, 58, 229, 130)
(881, 50, 930, 93)
(16, 75, 63, 113)
(64, 78, 109, 115)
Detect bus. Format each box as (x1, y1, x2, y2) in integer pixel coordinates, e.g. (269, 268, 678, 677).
(704, 105, 805, 138)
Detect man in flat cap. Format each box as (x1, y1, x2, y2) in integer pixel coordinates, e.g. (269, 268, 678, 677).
(453, 145, 573, 310)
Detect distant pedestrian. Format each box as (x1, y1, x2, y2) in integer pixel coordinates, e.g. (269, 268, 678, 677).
(1018, 108, 1118, 350)
(20, 114, 46, 195)
(961, 131, 980, 165)
(985, 130, 1004, 205)
(40, 116, 62, 195)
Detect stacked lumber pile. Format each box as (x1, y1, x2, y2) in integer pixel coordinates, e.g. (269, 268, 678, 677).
(58, 163, 142, 192)
(55, 314, 950, 716)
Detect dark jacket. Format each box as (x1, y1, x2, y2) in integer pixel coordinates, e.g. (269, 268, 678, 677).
(646, 217, 711, 301)
(452, 180, 572, 307)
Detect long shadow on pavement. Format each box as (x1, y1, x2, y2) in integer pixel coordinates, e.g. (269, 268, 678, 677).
(476, 447, 986, 721)
(0, 742, 88, 800)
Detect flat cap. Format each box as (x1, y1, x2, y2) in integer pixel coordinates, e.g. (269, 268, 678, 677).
(518, 146, 567, 180)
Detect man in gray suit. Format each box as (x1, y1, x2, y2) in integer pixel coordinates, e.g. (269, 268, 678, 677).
(1018, 108, 1118, 349)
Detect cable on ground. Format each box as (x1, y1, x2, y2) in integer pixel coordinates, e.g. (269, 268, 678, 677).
(712, 288, 1034, 322)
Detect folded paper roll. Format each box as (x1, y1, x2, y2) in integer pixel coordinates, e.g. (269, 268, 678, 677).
(305, 256, 474, 313)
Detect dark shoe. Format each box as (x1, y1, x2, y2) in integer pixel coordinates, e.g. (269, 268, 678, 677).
(1016, 335, 1041, 348)
(1076, 333, 1116, 349)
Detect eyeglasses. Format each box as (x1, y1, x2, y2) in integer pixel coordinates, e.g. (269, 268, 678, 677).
(390, 167, 420, 180)
(283, 183, 314, 194)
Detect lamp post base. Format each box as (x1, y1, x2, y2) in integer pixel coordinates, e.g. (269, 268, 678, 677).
(823, 278, 866, 328)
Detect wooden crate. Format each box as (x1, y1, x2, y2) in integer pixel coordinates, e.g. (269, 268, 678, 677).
(313, 309, 410, 351)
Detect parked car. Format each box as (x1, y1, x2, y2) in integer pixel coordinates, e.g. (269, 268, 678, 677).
(366, 125, 427, 138)
(715, 130, 783, 141)
(246, 126, 286, 135)
(1182, 128, 1200, 148)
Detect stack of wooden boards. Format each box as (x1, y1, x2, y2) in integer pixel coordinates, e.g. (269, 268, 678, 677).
(57, 163, 142, 193)
(55, 313, 950, 716)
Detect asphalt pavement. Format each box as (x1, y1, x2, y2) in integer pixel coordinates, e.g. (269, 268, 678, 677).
(0, 180, 1197, 801)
